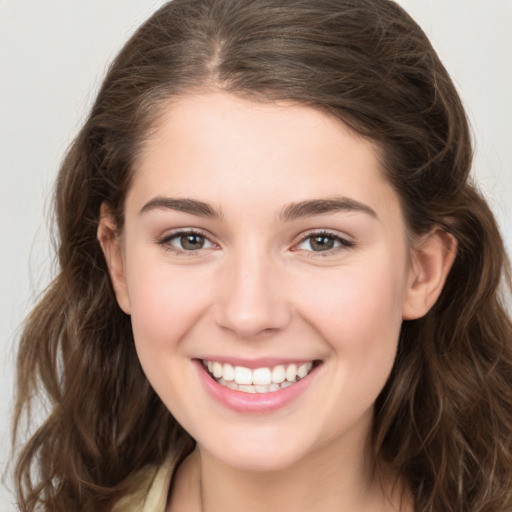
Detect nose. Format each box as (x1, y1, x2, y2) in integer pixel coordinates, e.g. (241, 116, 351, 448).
(213, 249, 291, 340)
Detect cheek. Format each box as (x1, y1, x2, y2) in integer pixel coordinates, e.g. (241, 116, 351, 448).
(296, 255, 407, 384)
(125, 254, 213, 362)
(303, 267, 406, 425)
(124, 256, 217, 418)
(302, 266, 406, 342)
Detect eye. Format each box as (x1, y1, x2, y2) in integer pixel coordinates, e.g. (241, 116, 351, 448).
(158, 230, 215, 253)
(295, 231, 354, 253)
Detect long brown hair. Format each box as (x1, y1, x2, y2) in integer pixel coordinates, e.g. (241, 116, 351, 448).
(12, 1, 512, 510)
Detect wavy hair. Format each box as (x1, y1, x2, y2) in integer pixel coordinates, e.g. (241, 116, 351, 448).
(12, 0, 512, 510)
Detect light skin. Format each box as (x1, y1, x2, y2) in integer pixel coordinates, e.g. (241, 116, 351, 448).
(98, 91, 456, 511)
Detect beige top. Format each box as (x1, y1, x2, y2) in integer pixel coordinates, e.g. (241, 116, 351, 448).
(112, 456, 176, 512)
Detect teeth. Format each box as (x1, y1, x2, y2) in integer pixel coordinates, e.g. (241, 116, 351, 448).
(216, 379, 303, 394)
(253, 367, 272, 385)
(271, 365, 286, 383)
(203, 360, 315, 393)
(223, 363, 235, 381)
(238, 385, 257, 393)
(285, 364, 297, 382)
(218, 378, 238, 390)
(234, 366, 252, 385)
(297, 363, 311, 378)
(213, 362, 223, 379)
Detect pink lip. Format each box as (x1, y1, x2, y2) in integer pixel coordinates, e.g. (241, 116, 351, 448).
(193, 359, 319, 414)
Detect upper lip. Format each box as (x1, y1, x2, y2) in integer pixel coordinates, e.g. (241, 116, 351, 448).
(196, 357, 319, 369)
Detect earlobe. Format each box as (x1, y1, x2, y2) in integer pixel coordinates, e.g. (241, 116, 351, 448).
(97, 204, 131, 314)
(402, 228, 457, 320)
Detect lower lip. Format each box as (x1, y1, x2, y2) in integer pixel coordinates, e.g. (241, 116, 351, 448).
(194, 360, 319, 414)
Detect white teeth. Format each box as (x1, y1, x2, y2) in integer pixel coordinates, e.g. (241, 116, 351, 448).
(218, 378, 237, 390)
(252, 367, 272, 385)
(285, 364, 297, 382)
(271, 365, 286, 383)
(213, 361, 223, 379)
(238, 385, 257, 393)
(234, 366, 253, 385)
(297, 362, 313, 378)
(216, 379, 300, 394)
(225, 379, 238, 390)
(223, 363, 235, 381)
(203, 359, 316, 393)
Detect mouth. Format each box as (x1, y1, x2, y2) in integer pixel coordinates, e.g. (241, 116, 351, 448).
(202, 359, 318, 394)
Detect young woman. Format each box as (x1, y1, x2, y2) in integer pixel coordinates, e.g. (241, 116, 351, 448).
(12, 1, 512, 511)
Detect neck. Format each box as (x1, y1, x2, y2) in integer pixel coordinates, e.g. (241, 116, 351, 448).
(168, 428, 409, 512)
(200, 449, 379, 512)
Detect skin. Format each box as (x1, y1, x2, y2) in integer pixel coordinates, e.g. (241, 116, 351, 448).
(99, 91, 456, 511)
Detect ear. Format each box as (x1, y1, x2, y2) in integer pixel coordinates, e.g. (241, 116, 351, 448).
(97, 203, 131, 314)
(402, 228, 457, 320)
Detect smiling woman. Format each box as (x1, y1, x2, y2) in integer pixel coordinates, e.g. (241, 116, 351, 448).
(99, 93, 428, 483)
(11, 1, 512, 512)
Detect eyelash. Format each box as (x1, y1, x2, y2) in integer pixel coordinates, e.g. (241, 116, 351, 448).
(293, 230, 355, 256)
(157, 229, 215, 255)
(156, 229, 354, 256)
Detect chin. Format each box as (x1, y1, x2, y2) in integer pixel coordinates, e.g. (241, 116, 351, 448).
(199, 433, 314, 473)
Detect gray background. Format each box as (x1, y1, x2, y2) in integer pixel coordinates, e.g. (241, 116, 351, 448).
(1, 1, 511, 509)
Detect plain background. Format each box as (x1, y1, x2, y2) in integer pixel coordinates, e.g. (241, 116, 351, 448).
(1, 1, 511, 509)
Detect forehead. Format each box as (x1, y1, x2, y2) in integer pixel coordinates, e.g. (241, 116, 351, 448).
(128, 91, 399, 222)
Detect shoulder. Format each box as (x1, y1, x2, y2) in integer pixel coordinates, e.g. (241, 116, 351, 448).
(112, 456, 177, 512)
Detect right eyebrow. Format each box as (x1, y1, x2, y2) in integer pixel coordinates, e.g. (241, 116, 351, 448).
(139, 196, 223, 219)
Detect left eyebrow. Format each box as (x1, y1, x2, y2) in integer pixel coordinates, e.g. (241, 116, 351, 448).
(279, 197, 377, 221)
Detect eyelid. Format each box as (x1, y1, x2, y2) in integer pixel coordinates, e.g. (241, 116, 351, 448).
(291, 229, 355, 253)
(155, 227, 354, 256)
(156, 228, 217, 253)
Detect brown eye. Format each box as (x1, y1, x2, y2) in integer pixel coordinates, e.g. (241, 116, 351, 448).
(296, 232, 354, 253)
(179, 233, 206, 250)
(309, 235, 335, 251)
(159, 230, 215, 253)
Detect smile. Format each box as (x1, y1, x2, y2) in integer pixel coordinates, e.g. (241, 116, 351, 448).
(202, 360, 314, 394)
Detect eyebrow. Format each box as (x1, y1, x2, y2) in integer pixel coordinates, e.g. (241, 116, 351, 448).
(279, 197, 377, 221)
(139, 196, 223, 219)
(139, 195, 376, 221)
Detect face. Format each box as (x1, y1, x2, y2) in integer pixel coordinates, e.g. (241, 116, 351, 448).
(104, 92, 423, 473)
